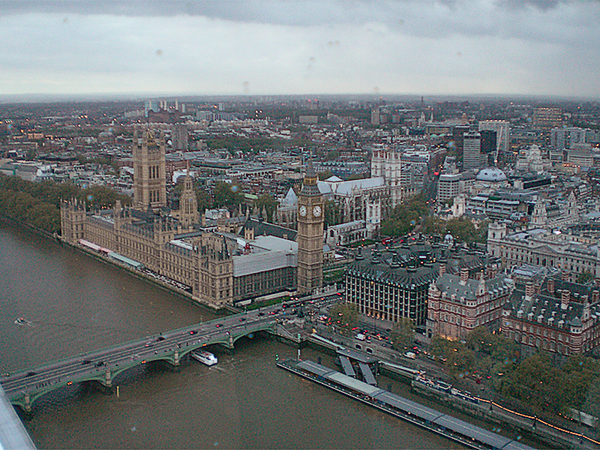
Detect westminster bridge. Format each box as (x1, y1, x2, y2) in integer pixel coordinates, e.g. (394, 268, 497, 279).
(1, 306, 296, 414)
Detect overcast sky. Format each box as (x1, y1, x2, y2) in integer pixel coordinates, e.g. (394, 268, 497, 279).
(1, 0, 598, 99)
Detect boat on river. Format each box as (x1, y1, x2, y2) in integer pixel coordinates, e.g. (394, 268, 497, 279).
(191, 350, 218, 366)
(14, 317, 32, 326)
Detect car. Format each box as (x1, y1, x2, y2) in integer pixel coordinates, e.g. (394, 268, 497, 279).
(81, 359, 91, 365)
(216, 323, 223, 328)
(26, 371, 36, 377)
(239, 317, 246, 322)
(189, 330, 197, 335)
(258, 312, 265, 316)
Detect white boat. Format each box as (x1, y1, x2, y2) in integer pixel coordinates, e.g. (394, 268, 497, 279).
(191, 350, 218, 366)
(14, 317, 32, 326)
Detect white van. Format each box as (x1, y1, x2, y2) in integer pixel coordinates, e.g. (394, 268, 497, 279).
(356, 333, 366, 341)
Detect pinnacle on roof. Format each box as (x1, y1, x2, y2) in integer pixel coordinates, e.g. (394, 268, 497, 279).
(306, 158, 317, 179)
(300, 158, 321, 196)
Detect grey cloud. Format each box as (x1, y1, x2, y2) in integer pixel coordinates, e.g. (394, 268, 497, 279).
(495, 0, 563, 11)
(1, 0, 598, 44)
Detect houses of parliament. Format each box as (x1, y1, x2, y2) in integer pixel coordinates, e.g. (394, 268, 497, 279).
(60, 129, 323, 309)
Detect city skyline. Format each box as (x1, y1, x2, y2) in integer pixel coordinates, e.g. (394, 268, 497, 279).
(1, 0, 599, 99)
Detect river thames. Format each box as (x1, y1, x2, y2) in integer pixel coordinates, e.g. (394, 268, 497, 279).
(1, 221, 465, 449)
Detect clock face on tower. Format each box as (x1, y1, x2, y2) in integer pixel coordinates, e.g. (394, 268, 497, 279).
(299, 205, 307, 216)
(313, 205, 322, 217)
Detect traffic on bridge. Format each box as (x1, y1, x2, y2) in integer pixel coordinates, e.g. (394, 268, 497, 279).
(1, 304, 297, 413)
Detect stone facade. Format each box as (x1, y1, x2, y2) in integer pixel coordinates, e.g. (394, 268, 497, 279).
(60, 199, 298, 309)
(133, 129, 167, 211)
(297, 160, 324, 295)
(487, 222, 599, 281)
(59, 128, 300, 309)
(371, 148, 403, 207)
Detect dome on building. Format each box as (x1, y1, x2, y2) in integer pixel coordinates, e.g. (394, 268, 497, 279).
(476, 167, 507, 182)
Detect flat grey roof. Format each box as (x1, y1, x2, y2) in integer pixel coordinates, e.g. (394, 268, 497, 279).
(374, 391, 443, 423)
(358, 362, 377, 386)
(434, 414, 512, 448)
(296, 360, 336, 378)
(336, 348, 378, 364)
(339, 356, 356, 378)
(326, 372, 381, 397)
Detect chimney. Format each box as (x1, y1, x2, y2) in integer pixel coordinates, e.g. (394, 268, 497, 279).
(525, 282, 535, 300)
(439, 263, 446, 277)
(561, 290, 570, 310)
(547, 278, 555, 295)
(460, 267, 469, 284)
(593, 290, 599, 303)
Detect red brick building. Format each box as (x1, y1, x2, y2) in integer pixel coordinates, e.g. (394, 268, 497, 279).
(502, 278, 600, 359)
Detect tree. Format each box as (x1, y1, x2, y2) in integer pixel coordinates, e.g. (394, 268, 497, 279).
(195, 188, 212, 213)
(318, 170, 334, 181)
(78, 185, 131, 210)
(380, 194, 429, 237)
(328, 303, 358, 334)
(476, 220, 490, 243)
(326, 150, 340, 161)
(256, 194, 278, 222)
(581, 374, 600, 431)
(0, 174, 130, 234)
(429, 336, 477, 375)
(561, 356, 600, 411)
(501, 353, 566, 414)
(421, 216, 445, 236)
(390, 318, 415, 350)
(445, 217, 477, 243)
(213, 182, 243, 208)
(380, 204, 420, 236)
(463, 327, 519, 383)
(577, 271, 595, 284)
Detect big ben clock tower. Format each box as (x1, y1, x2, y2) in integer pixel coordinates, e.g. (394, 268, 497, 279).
(297, 160, 324, 295)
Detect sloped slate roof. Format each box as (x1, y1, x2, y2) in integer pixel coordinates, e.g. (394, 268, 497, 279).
(281, 187, 298, 206)
(436, 273, 512, 303)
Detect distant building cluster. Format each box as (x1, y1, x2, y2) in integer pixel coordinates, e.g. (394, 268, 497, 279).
(4, 95, 600, 358)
